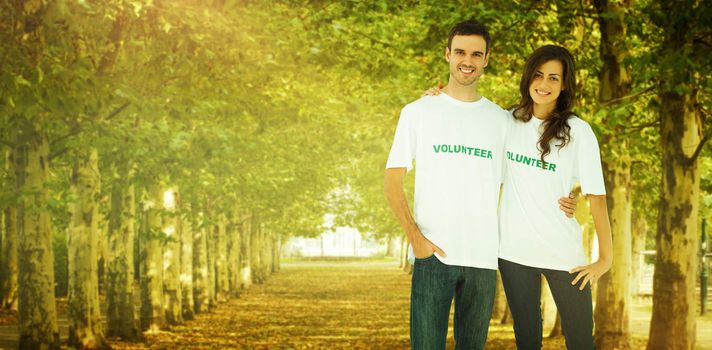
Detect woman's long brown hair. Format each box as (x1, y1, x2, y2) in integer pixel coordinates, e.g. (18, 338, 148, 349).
(511, 45, 577, 166)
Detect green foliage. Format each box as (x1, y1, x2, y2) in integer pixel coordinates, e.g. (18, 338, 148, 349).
(0, 0, 708, 249)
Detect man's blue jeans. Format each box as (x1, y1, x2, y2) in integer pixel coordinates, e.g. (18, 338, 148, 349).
(410, 255, 496, 350)
(499, 258, 595, 350)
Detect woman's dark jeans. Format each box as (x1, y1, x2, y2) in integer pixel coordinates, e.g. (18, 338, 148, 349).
(499, 258, 595, 350)
(410, 255, 496, 350)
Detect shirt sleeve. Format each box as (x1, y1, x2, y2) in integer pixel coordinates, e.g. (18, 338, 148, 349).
(577, 123, 606, 195)
(385, 106, 417, 171)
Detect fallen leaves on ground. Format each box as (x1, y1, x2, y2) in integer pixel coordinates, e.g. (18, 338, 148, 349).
(109, 259, 648, 349)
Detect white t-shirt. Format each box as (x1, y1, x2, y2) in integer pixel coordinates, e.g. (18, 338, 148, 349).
(499, 112, 606, 271)
(386, 93, 507, 269)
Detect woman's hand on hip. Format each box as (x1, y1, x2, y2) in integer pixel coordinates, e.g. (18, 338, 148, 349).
(568, 258, 612, 291)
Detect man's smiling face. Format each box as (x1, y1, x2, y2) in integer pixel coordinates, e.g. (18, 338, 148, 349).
(445, 35, 489, 87)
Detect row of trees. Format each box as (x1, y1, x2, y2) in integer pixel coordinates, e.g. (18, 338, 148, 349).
(0, 1, 355, 348)
(0, 0, 710, 349)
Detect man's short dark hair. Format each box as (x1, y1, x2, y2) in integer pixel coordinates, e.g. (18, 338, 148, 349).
(447, 19, 491, 53)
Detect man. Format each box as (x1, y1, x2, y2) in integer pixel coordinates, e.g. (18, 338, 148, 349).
(384, 19, 576, 349)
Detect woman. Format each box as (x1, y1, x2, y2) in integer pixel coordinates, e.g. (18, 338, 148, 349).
(497, 45, 612, 349)
(427, 45, 612, 349)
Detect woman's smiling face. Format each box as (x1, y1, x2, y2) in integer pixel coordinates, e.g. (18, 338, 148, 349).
(528, 59, 564, 116)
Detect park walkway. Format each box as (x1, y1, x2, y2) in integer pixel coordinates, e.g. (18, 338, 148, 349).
(108, 259, 710, 349)
(0, 259, 710, 349)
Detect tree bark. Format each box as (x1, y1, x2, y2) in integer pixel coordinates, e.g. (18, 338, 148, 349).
(250, 217, 264, 284)
(140, 184, 165, 331)
(15, 119, 60, 349)
(216, 213, 229, 300)
(646, 2, 706, 347)
(596, 154, 633, 348)
(647, 83, 702, 350)
(272, 234, 281, 273)
(593, 0, 634, 347)
(0, 149, 18, 310)
(67, 149, 109, 349)
(106, 160, 139, 339)
(180, 198, 194, 320)
(162, 188, 183, 325)
(192, 207, 209, 313)
(206, 220, 217, 308)
(239, 212, 252, 290)
(227, 210, 242, 296)
(261, 229, 273, 280)
(96, 206, 108, 303)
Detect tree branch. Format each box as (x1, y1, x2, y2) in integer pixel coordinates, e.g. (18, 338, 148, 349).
(97, 14, 127, 76)
(51, 129, 80, 147)
(682, 105, 711, 165)
(681, 134, 709, 166)
(622, 120, 660, 134)
(341, 27, 393, 49)
(49, 147, 70, 161)
(600, 86, 655, 106)
(52, 101, 130, 147)
(104, 101, 130, 121)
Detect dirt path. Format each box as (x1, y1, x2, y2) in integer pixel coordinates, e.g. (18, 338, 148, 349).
(1, 260, 710, 349)
(108, 260, 566, 349)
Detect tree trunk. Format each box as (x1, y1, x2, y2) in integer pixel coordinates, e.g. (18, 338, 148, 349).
(239, 212, 252, 289)
(596, 155, 633, 348)
(192, 208, 209, 313)
(180, 198, 194, 320)
(593, 1, 634, 347)
(15, 119, 60, 349)
(261, 229, 273, 280)
(272, 235, 281, 273)
(206, 216, 217, 308)
(227, 211, 242, 296)
(1, 149, 18, 310)
(162, 188, 182, 325)
(96, 209, 108, 303)
(67, 149, 109, 349)
(250, 218, 264, 284)
(106, 160, 139, 339)
(647, 79, 702, 350)
(140, 184, 165, 331)
(215, 214, 229, 301)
